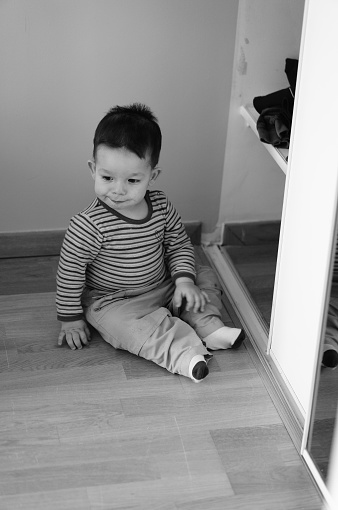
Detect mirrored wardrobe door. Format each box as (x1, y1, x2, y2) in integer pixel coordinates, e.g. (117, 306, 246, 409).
(326, 407, 338, 509)
(302, 212, 338, 509)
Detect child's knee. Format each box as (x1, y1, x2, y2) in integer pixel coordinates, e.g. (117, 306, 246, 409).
(195, 265, 221, 292)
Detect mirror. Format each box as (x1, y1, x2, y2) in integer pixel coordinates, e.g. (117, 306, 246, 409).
(305, 220, 338, 485)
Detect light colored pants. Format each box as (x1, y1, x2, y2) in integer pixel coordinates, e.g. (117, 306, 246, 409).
(83, 265, 225, 378)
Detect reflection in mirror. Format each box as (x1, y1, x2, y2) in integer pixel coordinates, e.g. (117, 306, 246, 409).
(222, 220, 280, 329)
(306, 236, 338, 481)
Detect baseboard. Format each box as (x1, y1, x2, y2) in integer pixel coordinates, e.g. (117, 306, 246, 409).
(0, 222, 202, 259)
(223, 220, 281, 246)
(0, 230, 66, 258)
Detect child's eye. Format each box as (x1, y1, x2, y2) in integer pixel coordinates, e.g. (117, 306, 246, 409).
(128, 179, 140, 184)
(102, 176, 113, 181)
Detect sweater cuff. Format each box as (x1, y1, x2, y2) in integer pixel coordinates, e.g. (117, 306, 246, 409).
(172, 272, 196, 284)
(57, 313, 84, 322)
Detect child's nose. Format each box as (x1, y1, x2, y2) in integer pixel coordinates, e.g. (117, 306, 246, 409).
(113, 181, 126, 195)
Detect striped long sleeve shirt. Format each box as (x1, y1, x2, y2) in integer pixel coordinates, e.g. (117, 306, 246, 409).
(56, 190, 196, 321)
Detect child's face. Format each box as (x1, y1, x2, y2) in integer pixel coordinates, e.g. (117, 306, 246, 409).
(88, 146, 160, 215)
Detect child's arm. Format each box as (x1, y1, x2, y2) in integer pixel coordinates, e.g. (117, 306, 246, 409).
(58, 319, 91, 350)
(162, 195, 196, 281)
(161, 193, 208, 311)
(173, 276, 210, 314)
(56, 213, 102, 348)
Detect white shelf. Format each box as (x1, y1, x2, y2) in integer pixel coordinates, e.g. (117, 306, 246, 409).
(240, 105, 288, 175)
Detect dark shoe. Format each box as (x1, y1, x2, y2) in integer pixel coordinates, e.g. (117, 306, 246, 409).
(322, 349, 338, 369)
(192, 361, 209, 380)
(285, 58, 298, 95)
(231, 330, 246, 350)
(253, 87, 294, 115)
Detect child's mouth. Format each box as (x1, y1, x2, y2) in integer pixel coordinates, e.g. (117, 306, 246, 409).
(111, 198, 126, 203)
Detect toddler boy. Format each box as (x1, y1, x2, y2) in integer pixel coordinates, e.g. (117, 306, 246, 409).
(56, 103, 244, 382)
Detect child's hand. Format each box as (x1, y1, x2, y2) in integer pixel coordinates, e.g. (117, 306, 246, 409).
(58, 320, 91, 350)
(173, 279, 210, 314)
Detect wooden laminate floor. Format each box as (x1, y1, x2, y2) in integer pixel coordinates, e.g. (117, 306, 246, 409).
(0, 249, 322, 509)
(225, 228, 338, 487)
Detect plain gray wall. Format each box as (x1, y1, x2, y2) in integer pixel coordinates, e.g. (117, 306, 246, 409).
(0, 0, 239, 233)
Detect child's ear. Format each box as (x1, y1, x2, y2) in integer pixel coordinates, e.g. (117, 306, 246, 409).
(149, 167, 161, 185)
(88, 160, 96, 180)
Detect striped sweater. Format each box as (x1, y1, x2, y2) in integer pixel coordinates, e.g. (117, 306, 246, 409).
(56, 190, 196, 321)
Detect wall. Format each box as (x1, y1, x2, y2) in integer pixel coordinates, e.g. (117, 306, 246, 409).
(217, 0, 304, 225)
(0, 0, 238, 234)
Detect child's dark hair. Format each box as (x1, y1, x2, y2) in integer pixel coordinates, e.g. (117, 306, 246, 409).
(93, 103, 162, 169)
